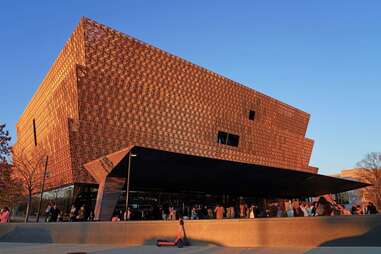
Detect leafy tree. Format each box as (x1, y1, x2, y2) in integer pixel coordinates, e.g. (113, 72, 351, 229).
(356, 152, 381, 210)
(0, 123, 21, 211)
(0, 123, 11, 163)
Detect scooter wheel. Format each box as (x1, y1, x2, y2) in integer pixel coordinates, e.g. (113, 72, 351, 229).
(177, 239, 184, 248)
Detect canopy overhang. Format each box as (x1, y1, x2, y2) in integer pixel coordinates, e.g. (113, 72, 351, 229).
(107, 146, 368, 198)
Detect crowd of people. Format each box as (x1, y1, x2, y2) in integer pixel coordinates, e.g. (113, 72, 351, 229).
(44, 203, 94, 222)
(0, 198, 378, 223)
(350, 202, 378, 215)
(109, 198, 379, 222)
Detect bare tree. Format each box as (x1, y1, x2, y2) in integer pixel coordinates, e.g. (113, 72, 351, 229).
(356, 152, 381, 210)
(0, 162, 23, 209)
(12, 148, 46, 222)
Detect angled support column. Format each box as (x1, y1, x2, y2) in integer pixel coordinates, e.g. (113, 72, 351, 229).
(84, 146, 133, 221)
(94, 177, 125, 221)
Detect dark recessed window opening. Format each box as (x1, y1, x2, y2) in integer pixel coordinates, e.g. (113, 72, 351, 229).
(227, 133, 240, 147)
(33, 119, 37, 146)
(217, 131, 228, 144)
(217, 131, 240, 147)
(249, 110, 256, 120)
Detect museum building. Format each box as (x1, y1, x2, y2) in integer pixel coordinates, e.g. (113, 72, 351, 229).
(14, 17, 366, 220)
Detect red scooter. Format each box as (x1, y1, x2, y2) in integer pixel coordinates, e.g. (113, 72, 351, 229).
(156, 219, 189, 248)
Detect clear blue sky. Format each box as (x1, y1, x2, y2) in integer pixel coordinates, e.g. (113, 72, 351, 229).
(1, 1, 380, 174)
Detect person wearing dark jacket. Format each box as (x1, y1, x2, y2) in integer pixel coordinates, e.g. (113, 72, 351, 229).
(367, 202, 378, 214)
(49, 204, 60, 222)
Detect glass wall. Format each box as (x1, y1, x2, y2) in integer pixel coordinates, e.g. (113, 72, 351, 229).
(14, 183, 98, 221)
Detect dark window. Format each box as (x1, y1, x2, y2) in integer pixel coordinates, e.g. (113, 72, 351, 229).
(33, 119, 37, 146)
(217, 131, 240, 147)
(227, 134, 240, 147)
(249, 110, 256, 120)
(217, 131, 228, 144)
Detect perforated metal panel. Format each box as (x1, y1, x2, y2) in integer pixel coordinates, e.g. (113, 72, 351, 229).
(15, 17, 316, 192)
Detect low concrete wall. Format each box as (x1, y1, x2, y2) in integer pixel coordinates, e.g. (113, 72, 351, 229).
(1, 215, 381, 247)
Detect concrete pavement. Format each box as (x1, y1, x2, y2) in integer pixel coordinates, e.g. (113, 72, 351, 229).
(0, 243, 381, 254)
(2, 216, 381, 247)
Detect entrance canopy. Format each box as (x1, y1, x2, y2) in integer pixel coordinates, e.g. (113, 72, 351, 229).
(107, 146, 368, 198)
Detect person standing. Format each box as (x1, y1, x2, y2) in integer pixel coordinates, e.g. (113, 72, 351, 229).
(169, 206, 176, 220)
(77, 205, 86, 221)
(50, 203, 60, 222)
(304, 202, 312, 216)
(276, 203, 285, 217)
(226, 206, 231, 219)
(191, 207, 198, 220)
(69, 205, 77, 222)
(239, 201, 247, 218)
(285, 200, 294, 217)
(0, 207, 10, 223)
(300, 202, 309, 217)
(88, 210, 95, 221)
(45, 203, 52, 222)
(229, 206, 235, 219)
(355, 205, 363, 215)
(292, 200, 304, 217)
(124, 207, 132, 220)
(310, 202, 317, 216)
(201, 206, 208, 219)
(249, 204, 256, 219)
(207, 207, 214, 219)
(162, 204, 169, 220)
(367, 202, 378, 214)
(214, 204, 225, 219)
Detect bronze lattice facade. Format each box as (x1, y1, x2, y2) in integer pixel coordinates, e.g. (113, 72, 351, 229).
(15, 17, 316, 193)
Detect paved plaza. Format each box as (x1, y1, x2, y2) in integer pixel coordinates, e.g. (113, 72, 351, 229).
(0, 243, 380, 254)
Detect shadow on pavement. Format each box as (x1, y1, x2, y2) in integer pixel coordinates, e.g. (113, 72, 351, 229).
(144, 237, 222, 247)
(0, 226, 53, 243)
(321, 224, 381, 246)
